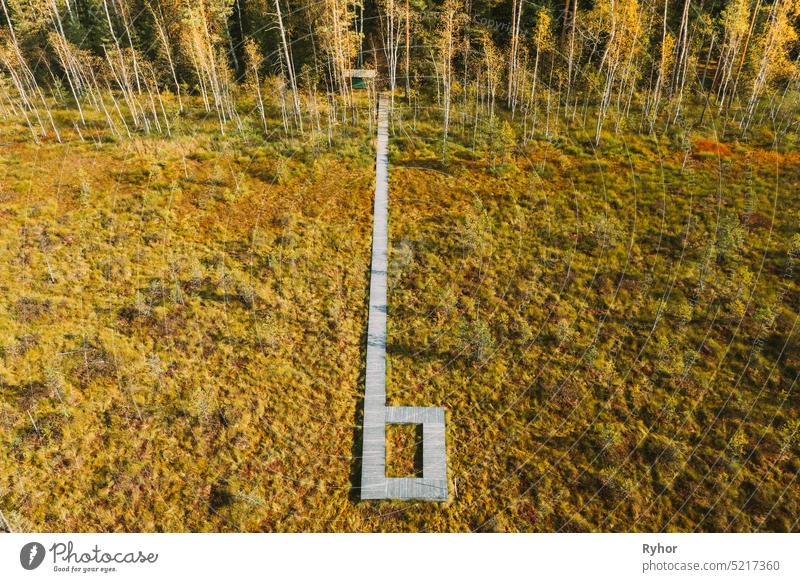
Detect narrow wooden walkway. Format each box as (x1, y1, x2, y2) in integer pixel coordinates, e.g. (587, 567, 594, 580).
(360, 95, 448, 501)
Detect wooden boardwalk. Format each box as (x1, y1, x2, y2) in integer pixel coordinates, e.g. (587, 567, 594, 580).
(360, 95, 448, 501)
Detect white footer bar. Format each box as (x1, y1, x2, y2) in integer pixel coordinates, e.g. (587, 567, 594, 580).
(1, 533, 797, 581)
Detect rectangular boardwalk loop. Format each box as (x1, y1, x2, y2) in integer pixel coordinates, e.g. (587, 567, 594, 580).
(360, 95, 448, 501)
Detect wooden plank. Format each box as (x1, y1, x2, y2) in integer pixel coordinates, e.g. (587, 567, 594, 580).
(359, 95, 447, 502)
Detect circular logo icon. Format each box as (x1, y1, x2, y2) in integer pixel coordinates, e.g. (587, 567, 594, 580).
(20, 542, 46, 570)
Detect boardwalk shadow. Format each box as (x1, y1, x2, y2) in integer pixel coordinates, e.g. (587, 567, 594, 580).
(348, 269, 370, 503)
(413, 424, 424, 478)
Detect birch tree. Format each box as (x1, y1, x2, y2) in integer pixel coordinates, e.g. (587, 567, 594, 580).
(438, 0, 465, 156)
(742, 0, 800, 131)
(309, 0, 360, 117)
(591, 0, 645, 144)
(506, 0, 524, 113)
(527, 7, 553, 139)
(647, 0, 674, 130)
(715, 0, 752, 112)
(273, 0, 302, 131)
(378, 0, 403, 109)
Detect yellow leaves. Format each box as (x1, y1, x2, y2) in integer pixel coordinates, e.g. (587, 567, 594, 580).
(764, 5, 800, 81)
(242, 38, 261, 88)
(615, 0, 645, 59)
(589, 0, 646, 69)
(730, 298, 747, 320)
(310, 0, 361, 68)
(533, 7, 554, 53)
(659, 32, 676, 77)
(479, 29, 502, 79)
(721, 0, 752, 40)
(729, 427, 749, 457)
(437, 0, 467, 58)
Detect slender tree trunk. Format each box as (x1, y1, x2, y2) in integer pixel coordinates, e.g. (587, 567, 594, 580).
(405, 0, 411, 98)
(274, 0, 303, 132)
(728, 0, 762, 110)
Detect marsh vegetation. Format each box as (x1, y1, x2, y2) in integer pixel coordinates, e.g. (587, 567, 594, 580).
(1, 0, 799, 531)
